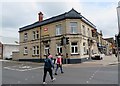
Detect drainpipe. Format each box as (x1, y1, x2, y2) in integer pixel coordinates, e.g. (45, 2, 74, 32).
(40, 26, 42, 61)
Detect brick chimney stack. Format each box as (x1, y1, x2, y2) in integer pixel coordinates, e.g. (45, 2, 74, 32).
(38, 12, 43, 22)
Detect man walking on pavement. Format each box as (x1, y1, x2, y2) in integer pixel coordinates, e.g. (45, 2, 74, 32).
(43, 54, 56, 84)
(55, 53, 64, 75)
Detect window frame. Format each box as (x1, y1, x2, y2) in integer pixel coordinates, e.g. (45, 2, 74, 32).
(33, 46, 36, 55)
(71, 42, 78, 54)
(82, 25, 86, 35)
(56, 44, 62, 53)
(44, 45, 50, 55)
(70, 22, 78, 34)
(24, 33, 28, 41)
(24, 47, 28, 55)
(33, 31, 36, 40)
(56, 24, 62, 36)
(36, 30, 39, 39)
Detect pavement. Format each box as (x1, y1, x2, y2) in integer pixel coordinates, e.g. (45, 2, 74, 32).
(1, 54, 119, 67)
(83, 54, 119, 66)
(64, 54, 119, 68)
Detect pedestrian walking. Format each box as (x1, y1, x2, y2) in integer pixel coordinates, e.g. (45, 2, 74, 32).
(55, 53, 64, 75)
(43, 54, 56, 84)
(48, 53, 54, 64)
(115, 51, 117, 57)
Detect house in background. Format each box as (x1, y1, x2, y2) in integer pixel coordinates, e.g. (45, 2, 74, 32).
(104, 37, 116, 54)
(0, 36, 19, 60)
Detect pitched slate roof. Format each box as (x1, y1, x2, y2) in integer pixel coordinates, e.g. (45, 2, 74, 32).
(19, 8, 96, 32)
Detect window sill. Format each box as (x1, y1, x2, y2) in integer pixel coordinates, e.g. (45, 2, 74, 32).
(55, 35, 62, 37)
(71, 53, 80, 56)
(32, 55, 39, 57)
(23, 54, 28, 56)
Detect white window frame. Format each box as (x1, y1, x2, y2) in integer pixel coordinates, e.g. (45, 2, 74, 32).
(36, 31, 39, 39)
(88, 28, 90, 37)
(36, 46, 39, 55)
(56, 44, 62, 53)
(56, 24, 62, 35)
(83, 42, 87, 54)
(33, 46, 36, 55)
(32, 46, 39, 55)
(44, 45, 49, 55)
(71, 42, 78, 54)
(33, 31, 36, 40)
(82, 25, 86, 35)
(24, 47, 28, 55)
(24, 33, 28, 41)
(70, 22, 77, 34)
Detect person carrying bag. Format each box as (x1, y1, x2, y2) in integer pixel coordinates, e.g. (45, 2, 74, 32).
(55, 53, 64, 75)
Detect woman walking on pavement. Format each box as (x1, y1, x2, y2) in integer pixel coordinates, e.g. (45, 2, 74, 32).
(55, 53, 64, 75)
(43, 54, 56, 84)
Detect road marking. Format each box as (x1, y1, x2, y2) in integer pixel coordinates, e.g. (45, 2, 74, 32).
(17, 81, 21, 84)
(32, 76, 34, 78)
(86, 67, 101, 84)
(25, 78, 28, 80)
(91, 76, 94, 78)
(86, 81, 89, 83)
(4, 66, 44, 71)
(89, 78, 92, 80)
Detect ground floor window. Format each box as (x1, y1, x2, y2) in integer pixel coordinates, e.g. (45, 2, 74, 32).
(32, 46, 39, 55)
(71, 42, 78, 54)
(24, 47, 28, 55)
(56, 44, 62, 54)
(83, 42, 87, 54)
(44, 45, 49, 55)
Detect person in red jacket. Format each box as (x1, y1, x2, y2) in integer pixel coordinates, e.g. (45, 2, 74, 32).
(55, 53, 64, 75)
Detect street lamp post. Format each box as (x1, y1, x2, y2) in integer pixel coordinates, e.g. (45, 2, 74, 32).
(115, 35, 120, 62)
(117, 1, 120, 33)
(116, 1, 120, 62)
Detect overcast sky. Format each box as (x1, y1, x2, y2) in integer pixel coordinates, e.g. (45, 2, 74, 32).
(0, 0, 120, 39)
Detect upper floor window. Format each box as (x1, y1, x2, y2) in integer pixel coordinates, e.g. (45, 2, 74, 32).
(36, 31, 39, 39)
(33, 31, 36, 40)
(56, 24, 62, 35)
(71, 42, 78, 54)
(88, 28, 90, 37)
(82, 25, 86, 35)
(70, 22, 77, 34)
(24, 47, 28, 55)
(33, 30, 39, 40)
(24, 33, 28, 41)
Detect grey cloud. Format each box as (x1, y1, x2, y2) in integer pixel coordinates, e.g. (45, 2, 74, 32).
(2, 2, 38, 29)
(36, 2, 69, 19)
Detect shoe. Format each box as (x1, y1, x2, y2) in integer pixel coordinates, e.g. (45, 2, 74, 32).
(61, 72, 64, 73)
(55, 73, 57, 75)
(52, 78, 56, 82)
(43, 82, 47, 84)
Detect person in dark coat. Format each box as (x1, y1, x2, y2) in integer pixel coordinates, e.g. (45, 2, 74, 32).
(43, 54, 56, 84)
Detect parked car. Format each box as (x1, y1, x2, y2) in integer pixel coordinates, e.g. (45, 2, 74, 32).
(5, 55, 12, 60)
(91, 54, 103, 60)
